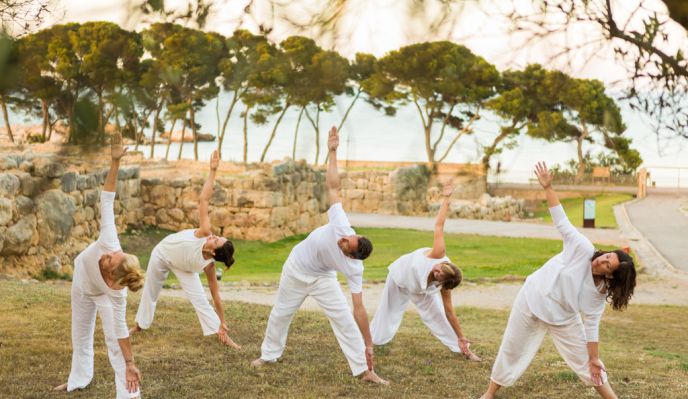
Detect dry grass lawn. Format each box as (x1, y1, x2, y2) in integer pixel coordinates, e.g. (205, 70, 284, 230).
(1, 280, 686, 398)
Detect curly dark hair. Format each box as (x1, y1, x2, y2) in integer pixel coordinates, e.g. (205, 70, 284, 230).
(352, 236, 373, 260)
(592, 250, 636, 310)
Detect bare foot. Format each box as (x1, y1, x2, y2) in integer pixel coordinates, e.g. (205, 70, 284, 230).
(250, 358, 274, 368)
(53, 383, 68, 391)
(129, 324, 142, 335)
(360, 370, 389, 385)
(479, 394, 494, 399)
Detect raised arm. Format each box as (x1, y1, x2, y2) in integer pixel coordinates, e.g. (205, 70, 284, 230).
(326, 126, 341, 205)
(535, 161, 582, 242)
(534, 161, 560, 208)
(428, 182, 453, 259)
(98, 133, 127, 248)
(197, 150, 219, 237)
(104, 132, 127, 192)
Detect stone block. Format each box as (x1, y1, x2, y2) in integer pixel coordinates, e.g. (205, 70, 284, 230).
(77, 174, 98, 190)
(33, 157, 64, 178)
(155, 209, 170, 225)
(0, 155, 18, 170)
(0, 173, 20, 196)
(0, 197, 12, 225)
(270, 206, 290, 227)
(61, 172, 78, 193)
(1, 215, 36, 256)
(35, 190, 76, 246)
(149, 184, 176, 208)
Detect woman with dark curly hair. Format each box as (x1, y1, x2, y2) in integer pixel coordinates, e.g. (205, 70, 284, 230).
(480, 162, 636, 399)
(130, 150, 240, 349)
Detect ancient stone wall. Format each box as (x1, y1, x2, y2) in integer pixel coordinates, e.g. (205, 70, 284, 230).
(140, 159, 328, 242)
(0, 153, 141, 277)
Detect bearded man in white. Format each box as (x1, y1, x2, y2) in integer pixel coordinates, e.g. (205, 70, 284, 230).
(250, 126, 388, 385)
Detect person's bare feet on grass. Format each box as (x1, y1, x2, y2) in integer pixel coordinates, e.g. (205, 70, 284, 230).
(360, 369, 389, 385)
(129, 323, 142, 335)
(53, 383, 68, 391)
(250, 358, 271, 368)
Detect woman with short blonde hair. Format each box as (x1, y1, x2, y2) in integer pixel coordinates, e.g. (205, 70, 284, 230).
(54, 133, 144, 399)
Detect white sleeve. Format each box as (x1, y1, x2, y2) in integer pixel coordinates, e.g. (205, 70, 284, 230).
(328, 202, 351, 229)
(581, 294, 605, 342)
(97, 191, 121, 252)
(346, 272, 363, 294)
(550, 205, 588, 250)
(111, 293, 130, 339)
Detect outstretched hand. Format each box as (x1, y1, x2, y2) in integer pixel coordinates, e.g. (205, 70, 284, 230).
(365, 346, 375, 371)
(458, 337, 481, 362)
(442, 180, 454, 197)
(209, 150, 220, 171)
(588, 358, 606, 386)
(327, 126, 339, 152)
(111, 132, 128, 161)
(534, 161, 554, 189)
(218, 324, 241, 349)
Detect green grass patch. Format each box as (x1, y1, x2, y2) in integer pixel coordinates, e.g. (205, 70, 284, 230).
(121, 227, 616, 285)
(534, 193, 633, 228)
(0, 280, 686, 398)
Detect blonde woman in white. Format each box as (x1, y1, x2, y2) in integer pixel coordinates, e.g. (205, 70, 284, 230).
(54, 133, 145, 399)
(480, 162, 637, 399)
(370, 182, 480, 361)
(130, 150, 240, 348)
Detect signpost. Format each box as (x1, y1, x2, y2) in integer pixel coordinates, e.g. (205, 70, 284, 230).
(583, 198, 596, 228)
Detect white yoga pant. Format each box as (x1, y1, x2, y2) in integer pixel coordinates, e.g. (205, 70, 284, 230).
(135, 251, 220, 336)
(370, 273, 461, 352)
(491, 288, 608, 387)
(67, 284, 140, 399)
(260, 260, 368, 376)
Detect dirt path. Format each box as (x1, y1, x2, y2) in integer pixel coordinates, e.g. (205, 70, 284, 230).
(160, 271, 688, 312)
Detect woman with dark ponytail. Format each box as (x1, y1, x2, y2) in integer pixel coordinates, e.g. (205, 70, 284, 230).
(131, 150, 240, 349)
(480, 162, 636, 399)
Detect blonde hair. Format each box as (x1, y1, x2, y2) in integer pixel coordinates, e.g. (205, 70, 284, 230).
(112, 253, 145, 292)
(440, 261, 462, 290)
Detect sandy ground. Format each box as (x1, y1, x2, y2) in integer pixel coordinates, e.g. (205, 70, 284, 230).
(159, 270, 688, 313)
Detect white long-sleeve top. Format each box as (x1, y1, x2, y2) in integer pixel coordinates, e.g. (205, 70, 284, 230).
(523, 204, 607, 342)
(72, 190, 130, 339)
(387, 248, 450, 296)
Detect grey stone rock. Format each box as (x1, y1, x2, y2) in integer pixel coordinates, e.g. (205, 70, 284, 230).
(210, 186, 228, 206)
(0, 173, 20, 196)
(77, 174, 98, 191)
(1, 215, 36, 256)
(83, 189, 100, 207)
(169, 178, 189, 188)
(20, 175, 42, 197)
(0, 156, 18, 170)
(141, 178, 161, 186)
(61, 172, 78, 193)
(33, 157, 65, 178)
(35, 190, 76, 246)
(0, 227, 5, 253)
(0, 197, 12, 225)
(15, 195, 34, 217)
(118, 167, 139, 180)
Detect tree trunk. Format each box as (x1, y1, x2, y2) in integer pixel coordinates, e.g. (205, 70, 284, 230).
(481, 123, 516, 177)
(0, 96, 14, 143)
(242, 105, 252, 165)
(150, 102, 164, 159)
(292, 106, 305, 160)
(97, 92, 104, 143)
(218, 91, 239, 159)
(190, 100, 199, 161)
(164, 118, 177, 161)
(260, 103, 290, 162)
(304, 107, 321, 165)
(575, 136, 586, 183)
(177, 115, 187, 161)
(41, 99, 49, 141)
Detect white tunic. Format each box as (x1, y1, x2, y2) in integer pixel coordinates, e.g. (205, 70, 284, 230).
(154, 229, 211, 273)
(72, 191, 129, 339)
(287, 202, 364, 293)
(523, 205, 607, 342)
(388, 247, 449, 295)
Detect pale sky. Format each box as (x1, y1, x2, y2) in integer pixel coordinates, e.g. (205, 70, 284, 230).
(35, 0, 688, 185)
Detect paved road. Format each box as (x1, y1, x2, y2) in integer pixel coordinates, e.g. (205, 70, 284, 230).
(348, 213, 626, 245)
(626, 194, 688, 271)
